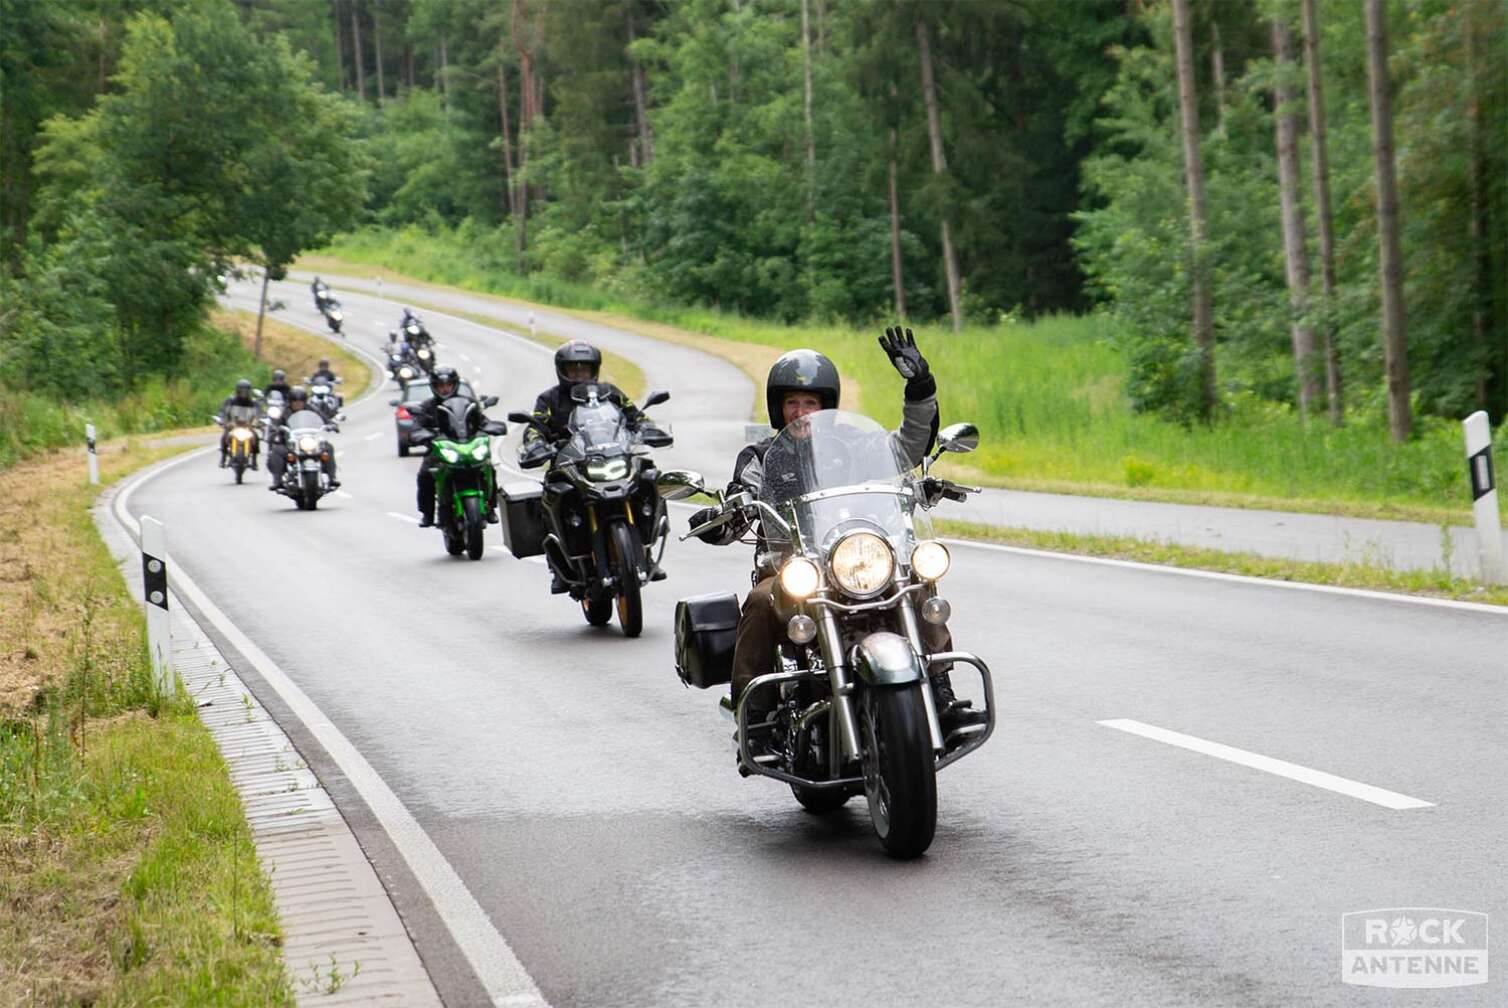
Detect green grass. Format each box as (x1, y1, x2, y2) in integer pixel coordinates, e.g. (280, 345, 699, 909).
(316, 225, 1504, 524)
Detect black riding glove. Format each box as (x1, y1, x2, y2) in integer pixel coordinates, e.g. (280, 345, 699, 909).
(878, 325, 936, 401)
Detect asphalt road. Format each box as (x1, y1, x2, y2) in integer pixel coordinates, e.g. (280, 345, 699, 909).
(131, 277, 1505, 1007)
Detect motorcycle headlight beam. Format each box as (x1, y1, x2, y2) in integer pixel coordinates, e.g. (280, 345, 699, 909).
(910, 540, 951, 581)
(469, 439, 491, 462)
(439, 446, 459, 463)
(297, 435, 319, 454)
(828, 531, 894, 598)
(779, 556, 821, 600)
(585, 457, 631, 482)
(230, 428, 253, 441)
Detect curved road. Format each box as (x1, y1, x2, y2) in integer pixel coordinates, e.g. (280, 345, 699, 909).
(124, 276, 1504, 1006)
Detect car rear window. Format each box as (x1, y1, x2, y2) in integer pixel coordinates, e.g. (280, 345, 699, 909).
(402, 383, 431, 403)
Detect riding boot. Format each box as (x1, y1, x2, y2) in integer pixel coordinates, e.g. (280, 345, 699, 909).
(931, 670, 987, 736)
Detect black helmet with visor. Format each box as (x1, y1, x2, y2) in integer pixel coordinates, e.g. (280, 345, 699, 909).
(765, 349, 840, 429)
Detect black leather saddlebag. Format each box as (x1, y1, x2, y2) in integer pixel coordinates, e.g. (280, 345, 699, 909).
(501, 482, 546, 559)
(674, 592, 741, 688)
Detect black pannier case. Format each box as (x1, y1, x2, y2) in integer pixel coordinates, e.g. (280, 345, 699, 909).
(674, 592, 741, 688)
(500, 481, 547, 559)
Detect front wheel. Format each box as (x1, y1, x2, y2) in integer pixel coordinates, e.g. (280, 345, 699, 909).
(232, 460, 245, 484)
(792, 784, 853, 814)
(607, 521, 643, 638)
(398, 438, 410, 458)
(859, 685, 937, 859)
(463, 496, 484, 560)
(581, 593, 613, 625)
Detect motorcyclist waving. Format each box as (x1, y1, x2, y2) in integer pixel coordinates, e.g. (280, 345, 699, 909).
(216, 379, 259, 468)
(410, 365, 501, 527)
(689, 327, 985, 736)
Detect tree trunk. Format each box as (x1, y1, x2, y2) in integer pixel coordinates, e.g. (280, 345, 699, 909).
(372, 0, 385, 106)
(627, 5, 654, 165)
(350, 0, 366, 102)
(497, 49, 517, 216)
(1271, 17, 1319, 420)
(405, 44, 414, 89)
(254, 268, 270, 361)
(439, 33, 450, 113)
(1364, 0, 1411, 441)
(1210, 20, 1226, 135)
(1301, 0, 1343, 424)
(1171, 0, 1217, 421)
(332, 0, 348, 92)
(801, 0, 816, 223)
(915, 17, 962, 333)
(1465, 7, 1494, 411)
(888, 124, 907, 320)
(514, 0, 532, 268)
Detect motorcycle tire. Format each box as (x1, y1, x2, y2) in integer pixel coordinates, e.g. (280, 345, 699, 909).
(859, 685, 937, 859)
(607, 521, 643, 638)
(398, 438, 409, 458)
(442, 522, 464, 556)
(791, 784, 853, 814)
(301, 471, 320, 511)
(463, 496, 485, 560)
(581, 593, 612, 626)
(233, 461, 245, 484)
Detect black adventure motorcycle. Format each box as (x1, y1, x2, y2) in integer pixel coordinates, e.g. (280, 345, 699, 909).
(504, 384, 673, 637)
(662, 410, 996, 858)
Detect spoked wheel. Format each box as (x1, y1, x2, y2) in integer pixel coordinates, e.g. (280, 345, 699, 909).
(859, 685, 937, 859)
(581, 593, 612, 625)
(607, 522, 643, 638)
(463, 497, 485, 560)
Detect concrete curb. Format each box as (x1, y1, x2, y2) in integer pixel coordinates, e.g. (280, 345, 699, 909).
(94, 459, 443, 1006)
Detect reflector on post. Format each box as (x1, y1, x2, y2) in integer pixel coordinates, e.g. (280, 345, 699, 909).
(1462, 411, 1504, 585)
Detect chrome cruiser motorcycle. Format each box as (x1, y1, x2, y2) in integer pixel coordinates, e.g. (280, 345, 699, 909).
(506, 384, 673, 637)
(662, 410, 995, 858)
(274, 408, 337, 510)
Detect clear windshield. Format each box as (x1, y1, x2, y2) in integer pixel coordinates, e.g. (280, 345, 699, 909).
(310, 384, 332, 396)
(286, 409, 325, 432)
(225, 402, 259, 424)
(557, 400, 630, 463)
(760, 409, 925, 552)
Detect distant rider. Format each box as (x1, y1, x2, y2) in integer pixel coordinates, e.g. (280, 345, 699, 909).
(311, 277, 331, 311)
(216, 379, 260, 468)
(263, 368, 291, 402)
(688, 328, 985, 736)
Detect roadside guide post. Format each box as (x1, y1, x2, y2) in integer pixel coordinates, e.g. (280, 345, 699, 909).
(85, 423, 99, 485)
(1462, 411, 1505, 585)
(140, 515, 173, 693)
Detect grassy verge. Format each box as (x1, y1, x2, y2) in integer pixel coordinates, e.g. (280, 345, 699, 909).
(309, 226, 1505, 525)
(0, 437, 291, 1004)
(212, 307, 374, 396)
(937, 519, 1508, 607)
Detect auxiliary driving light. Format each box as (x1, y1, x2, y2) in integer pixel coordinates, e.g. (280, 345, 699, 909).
(921, 596, 951, 626)
(779, 556, 820, 599)
(786, 614, 817, 644)
(911, 540, 951, 581)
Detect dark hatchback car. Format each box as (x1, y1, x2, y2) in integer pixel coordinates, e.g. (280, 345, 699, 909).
(391, 379, 475, 456)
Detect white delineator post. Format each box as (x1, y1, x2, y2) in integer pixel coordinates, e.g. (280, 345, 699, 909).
(1463, 411, 1504, 585)
(140, 515, 172, 693)
(85, 423, 99, 485)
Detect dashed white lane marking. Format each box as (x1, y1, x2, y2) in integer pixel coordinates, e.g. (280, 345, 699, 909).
(1097, 718, 1434, 810)
(459, 352, 472, 362)
(386, 511, 419, 524)
(365, 431, 384, 441)
(474, 366, 483, 375)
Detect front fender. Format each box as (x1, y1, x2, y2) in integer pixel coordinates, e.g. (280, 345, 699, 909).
(849, 631, 924, 687)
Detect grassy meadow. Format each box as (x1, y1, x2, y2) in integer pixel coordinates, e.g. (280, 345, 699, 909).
(316, 227, 1497, 523)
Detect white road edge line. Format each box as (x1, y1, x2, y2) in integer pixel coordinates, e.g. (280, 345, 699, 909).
(939, 537, 1508, 617)
(1097, 718, 1434, 810)
(114, 449, 548, 1007)
(386, 511, 419, 524)
(364, 431, 384, 441)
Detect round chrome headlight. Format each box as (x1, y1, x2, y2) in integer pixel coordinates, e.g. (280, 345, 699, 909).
(398, 366, 413, 380)
(230, 427, 253, 441)
(829, 532, 894, 598)
(417, 348, 431, 360)
(779, 556, 821, 600)
(911, 540, 951, 581)
(297, 435, 319, 453)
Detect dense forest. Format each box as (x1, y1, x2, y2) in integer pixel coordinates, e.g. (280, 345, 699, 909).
(2, 0, 1505, 440)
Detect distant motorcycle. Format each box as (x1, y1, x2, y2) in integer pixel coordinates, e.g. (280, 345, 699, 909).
(214, 402, 261, 484)
(260, 390, 287, 443)
(308, 381, 343, 422)
(409, 395, 506, 560)
(507, 384, 673, 637)
(399, 311, 432, 350)
(320, 296, 345, 335)
(274, 407, 338, 511)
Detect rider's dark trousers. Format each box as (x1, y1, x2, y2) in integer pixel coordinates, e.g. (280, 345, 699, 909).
(730, 576, 952, 706)
(416, 455, 440, 517)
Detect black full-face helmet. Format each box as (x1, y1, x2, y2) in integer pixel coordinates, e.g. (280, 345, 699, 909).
(288, 385, 309, 409)
(554, 341, 602, 390)
(235, 378, 253, 400)
(318, 357, 330, 371)
(431, 365, 460, 397)
(765, 349, 840, 429)
(271, 369, 286, 384)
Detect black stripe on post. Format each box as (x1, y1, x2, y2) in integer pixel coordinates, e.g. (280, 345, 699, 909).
(1469, 448, 1495, 502)
(142, 553, 169, 611)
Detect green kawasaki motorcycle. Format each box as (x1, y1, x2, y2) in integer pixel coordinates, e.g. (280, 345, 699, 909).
(411, 394, 507, 560)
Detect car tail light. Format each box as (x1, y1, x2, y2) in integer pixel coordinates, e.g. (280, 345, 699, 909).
(396, 405, 412, 420)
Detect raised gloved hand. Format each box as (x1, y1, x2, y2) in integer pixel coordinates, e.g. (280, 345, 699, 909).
(878, 325, 936, 400)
